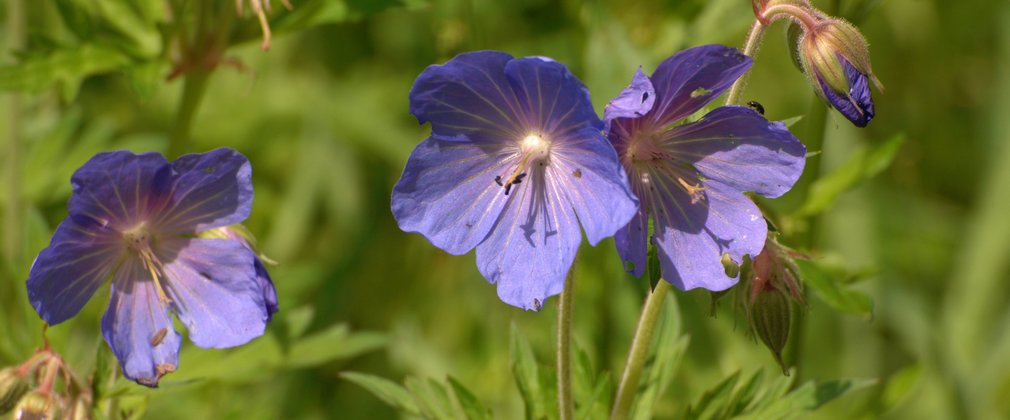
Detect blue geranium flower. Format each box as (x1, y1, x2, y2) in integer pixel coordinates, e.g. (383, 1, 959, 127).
(605, 45, 806, 292)
(26, 148, 277, 387)
(392, 51, 638, 310)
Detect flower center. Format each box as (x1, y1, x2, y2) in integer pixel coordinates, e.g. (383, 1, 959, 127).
(494, 133, 552, 195)
(121, 223, 171, 303)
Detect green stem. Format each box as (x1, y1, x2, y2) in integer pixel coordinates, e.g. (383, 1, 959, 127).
(725, 20, 767, 105)
(610, 280, 671, 420)
(3, 0, 25, 263)
(557, 269, 575, 420)
(169, 68, 212, 158)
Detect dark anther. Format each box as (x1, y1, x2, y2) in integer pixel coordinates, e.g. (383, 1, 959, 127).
(494, 175, 504, 186)
(504, 184, 513, 195)
(513, 173, 527, 184)
(747, 101, 765, 115)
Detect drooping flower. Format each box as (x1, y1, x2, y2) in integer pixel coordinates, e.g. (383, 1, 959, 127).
(797, 18, 881, 127)
(26, 148, 276, 387)
(392, 51, 638, 310)
(605, 45, 806, 292)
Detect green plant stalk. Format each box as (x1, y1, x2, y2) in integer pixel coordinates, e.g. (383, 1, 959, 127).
(3, 0, 25, 263)
(610, 280, 671, 420)
(557, 269, 575, 420)
(725, 20, 768, 105)
(169, 68, 212, 157)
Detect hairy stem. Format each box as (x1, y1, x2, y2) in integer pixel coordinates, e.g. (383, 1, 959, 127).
(557, 269, 575, 420)
(4, 0, 25, 263)
(726, 20, 768, 105)
(610, 280, 671, 420)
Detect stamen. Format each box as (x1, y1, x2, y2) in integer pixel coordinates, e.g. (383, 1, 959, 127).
(495, 133, 550, 195)
(677, 177, 706, 204)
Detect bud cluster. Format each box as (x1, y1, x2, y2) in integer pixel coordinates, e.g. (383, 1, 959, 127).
(1, 349, 93, 419)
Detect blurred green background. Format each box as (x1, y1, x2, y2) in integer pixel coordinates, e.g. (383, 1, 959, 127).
(0, 0, 1008, 418)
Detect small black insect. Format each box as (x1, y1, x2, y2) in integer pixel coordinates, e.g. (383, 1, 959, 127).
(747, 101, 765, 115)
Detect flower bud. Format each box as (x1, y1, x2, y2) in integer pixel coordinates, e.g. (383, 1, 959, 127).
(0, 368, 29, 414)
(750, 286, 792, 374)
(798, 18, 882, 127)
(12, 391, 56, 420)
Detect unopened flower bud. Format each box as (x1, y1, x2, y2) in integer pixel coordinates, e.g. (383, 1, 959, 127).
(750, 287, 792, 374)
(0, 368, 29, 414)
(798, 18, 881, 127)
(12, 391, 55, 420)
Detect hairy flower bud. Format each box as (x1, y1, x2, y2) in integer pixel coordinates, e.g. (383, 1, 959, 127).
(12, 391, 57, 420)
(750, 287, 792, 374)
(798, 18, 882, 127)
(0, 368, 30, 414)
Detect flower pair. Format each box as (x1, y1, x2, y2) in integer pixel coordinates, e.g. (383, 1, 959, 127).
(26, 148, 278, 387)
(392, 45, 806, 309)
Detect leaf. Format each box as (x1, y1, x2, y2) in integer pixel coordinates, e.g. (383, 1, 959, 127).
(510, 323, 549, 420)
(573, 342, 612, 419)
(735, 378, 876, 420)
(448, 376, 492, 420)
(406, 377, 455, 420)
(0, 44, 131, 101)
(683, 371, 742, 420)
(796, 134, 905, 216)
(880, 364, 922, 411)
(286, 324, 386, 369)
(794, 259, 874, 318)
(340, 372, 421, 416)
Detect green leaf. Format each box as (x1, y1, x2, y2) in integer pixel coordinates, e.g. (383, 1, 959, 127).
(93, 0, 163, 58)
(880, 364, 922, 411)
(736, 378, 876, 420)
(796, 134, 905, 216)
(340, 372, 421, 416)
(573, 342, 611, 419)
(405, 377, 455, 420)
(510, 323, 549, 420)
(286, 324, 386, 369)
(0, 44, 131, 101)
(447, 376, 492, 420)
(794, 259, 874, 318)
(683, 371, 742, 420)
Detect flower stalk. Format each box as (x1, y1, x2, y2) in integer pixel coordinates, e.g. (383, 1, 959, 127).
(557, 269, 575, 420)
(610, 280, 671, 420)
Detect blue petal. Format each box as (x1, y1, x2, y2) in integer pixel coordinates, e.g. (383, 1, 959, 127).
(392, 137, 512, 255)
(647, 45, 752, 128)
(475, 168, 582, 310)
(410, 51, 526, 144)
(67, 151, 171, 230)
(614, 209, 648, 277)
(603, 67, 656, 129)
(27, 218, 122, 325)
(101, 258, 182, 387)
(158, 238, 267, 348)
(255, 258, 279, 321)
(549, 126, 639, 245)
(820, 55, 874, 127)
(154, 148, 253, 233)
(654, 181, 766, 291)
(663, 106, 806, 198)
(503, 56, 604, 134)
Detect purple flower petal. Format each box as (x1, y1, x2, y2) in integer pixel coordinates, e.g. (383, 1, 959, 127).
(654, 181, 766, 291)
(27, 218, 123, 325)
(392, 137, 513, 255)
(647, 45, 751, 128)
(663, 106, 806, 198)
(475, 171, 582, 310)
(67, 151, 171, 230)
(101, 258, 182, 388)
(154, 148, 253, 233)
(159, 238, 267, 348)
(549, 127, 639, 245)
(614, 208, 648, 277)
(820, 55, 874, 127)
(410, 51, 526, 144)
(503, 57, 604, 134)
(255, 259, 279, 320)
(603, 67, 656, 129)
